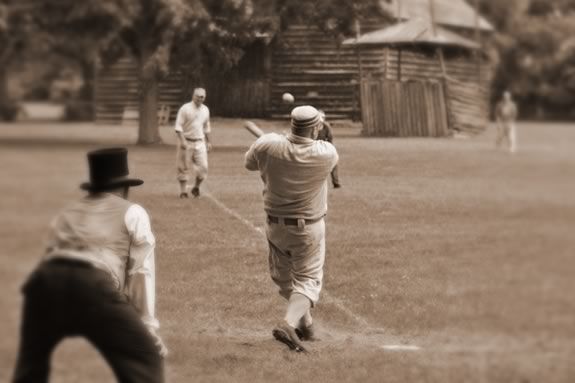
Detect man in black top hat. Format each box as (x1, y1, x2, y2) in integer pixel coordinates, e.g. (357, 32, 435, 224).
(12, 148, 166, 383)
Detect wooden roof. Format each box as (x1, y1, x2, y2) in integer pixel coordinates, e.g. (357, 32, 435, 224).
(380, 0, 494, 32)
(342, 18, 480, 50)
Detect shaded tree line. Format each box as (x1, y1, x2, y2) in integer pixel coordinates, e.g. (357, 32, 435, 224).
(480, 0, 575, 119)
(0, 0, 381, 142)
(12, 1, 573, 134)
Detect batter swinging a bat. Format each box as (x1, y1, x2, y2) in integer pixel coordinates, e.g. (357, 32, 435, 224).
(245, 106, 339, 353)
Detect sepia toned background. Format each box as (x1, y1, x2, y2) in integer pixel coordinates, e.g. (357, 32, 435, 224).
(1, 1, 574, 382)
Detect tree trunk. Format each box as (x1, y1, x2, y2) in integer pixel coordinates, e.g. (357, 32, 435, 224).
(137, 52, 162, 145)
(0, 40, 16, 106)
(0, 68, 8, 105)
(79, 60, 94, 101)
(0, 67, 15, 121)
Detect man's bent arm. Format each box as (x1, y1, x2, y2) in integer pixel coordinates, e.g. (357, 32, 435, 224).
(176, 131, 187, 147)
(244, 144, 259, 171)
(124, 205, 159, 331)
(175, 108, 188, 147)
(324, 121, 334, 143)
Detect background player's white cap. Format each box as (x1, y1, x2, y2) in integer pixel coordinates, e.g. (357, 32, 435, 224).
(193, 88, 206, 97)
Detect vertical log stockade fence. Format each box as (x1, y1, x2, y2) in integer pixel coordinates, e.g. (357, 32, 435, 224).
(360, 75, 489, 137)
(361, 78, 448, 137)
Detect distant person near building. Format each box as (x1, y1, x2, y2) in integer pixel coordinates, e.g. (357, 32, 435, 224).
(175, 87, 212, 198)
(495, 91, 518, 153)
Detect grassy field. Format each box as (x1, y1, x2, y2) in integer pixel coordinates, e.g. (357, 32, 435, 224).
(1, 120, 574, 382)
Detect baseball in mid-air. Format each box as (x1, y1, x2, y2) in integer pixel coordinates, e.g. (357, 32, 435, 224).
(282, 92, 295, 104)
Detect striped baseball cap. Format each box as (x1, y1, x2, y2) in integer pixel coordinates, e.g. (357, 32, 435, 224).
(291, 105, 321, 131)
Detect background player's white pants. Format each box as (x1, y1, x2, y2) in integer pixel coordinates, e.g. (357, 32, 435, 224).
(496, 122, 517, 153)
(176, 141, 208, 182)
(266, 218, 325, 306)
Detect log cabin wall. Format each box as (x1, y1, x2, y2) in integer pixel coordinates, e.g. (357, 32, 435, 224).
(95, 57, 184, 125)
(361, 46, 491, 84)
(202, 40, 272, 118)
(268, 18, 389, 120)
(360, 78, 450, 137)
(95, 16, 492, 124)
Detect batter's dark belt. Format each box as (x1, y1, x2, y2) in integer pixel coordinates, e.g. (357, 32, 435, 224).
(267, 215, 324, 226)
(185, 137, 204, 142)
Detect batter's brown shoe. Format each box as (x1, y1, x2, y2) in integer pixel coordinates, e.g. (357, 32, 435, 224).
(295, 323, 318, 341)
(191, 186, 200, 198)
(272, 322, 307, 353)
(179, 192, 189, 199)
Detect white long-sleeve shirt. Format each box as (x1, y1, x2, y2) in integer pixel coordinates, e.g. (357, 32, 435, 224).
(123, 204, 158, 331)
(44, 194, 159, 331)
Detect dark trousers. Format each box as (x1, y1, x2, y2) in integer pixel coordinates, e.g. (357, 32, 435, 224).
(12, 259, 164, 383)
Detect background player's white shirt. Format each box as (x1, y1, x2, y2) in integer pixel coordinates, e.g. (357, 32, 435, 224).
(174, 102, 211, 140)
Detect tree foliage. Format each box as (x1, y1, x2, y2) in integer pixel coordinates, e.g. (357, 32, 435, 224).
(0, 1, 32, 64)
(276, 0, 385, 35)
(25, 0, 386, 140)
(10, 0, 574, 125)
(0, 1, 35, 119)
(28, 0, 266, 143)
(479, 0, 575, 118)
(27, 1, 131, 102)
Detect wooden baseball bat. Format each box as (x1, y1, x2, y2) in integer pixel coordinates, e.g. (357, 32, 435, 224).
(244, 120, 264, 138)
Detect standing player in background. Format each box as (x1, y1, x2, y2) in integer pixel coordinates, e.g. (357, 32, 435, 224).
(495, 91, 518, 153)
(245, 106, 339, 353)
(317, 110, 341, 188)
(175, 87, 212, 198)
(13, 148, 167, 383)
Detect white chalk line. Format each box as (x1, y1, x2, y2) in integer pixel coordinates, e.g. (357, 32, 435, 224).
(381, 344, 421, 351)
(203, 191, 390, 341)
(204, 191, 264, 235)
(203, 191, 368, 327)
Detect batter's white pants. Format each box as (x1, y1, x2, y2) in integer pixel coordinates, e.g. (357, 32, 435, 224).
(266, 218, 326, 306)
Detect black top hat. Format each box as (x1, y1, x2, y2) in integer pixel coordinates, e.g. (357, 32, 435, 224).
(80, 148, 144, 192)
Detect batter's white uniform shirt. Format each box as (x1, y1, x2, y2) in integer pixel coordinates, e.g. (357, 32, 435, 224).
(244, 132, 338, 220)
(174, 102, 211, 140)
